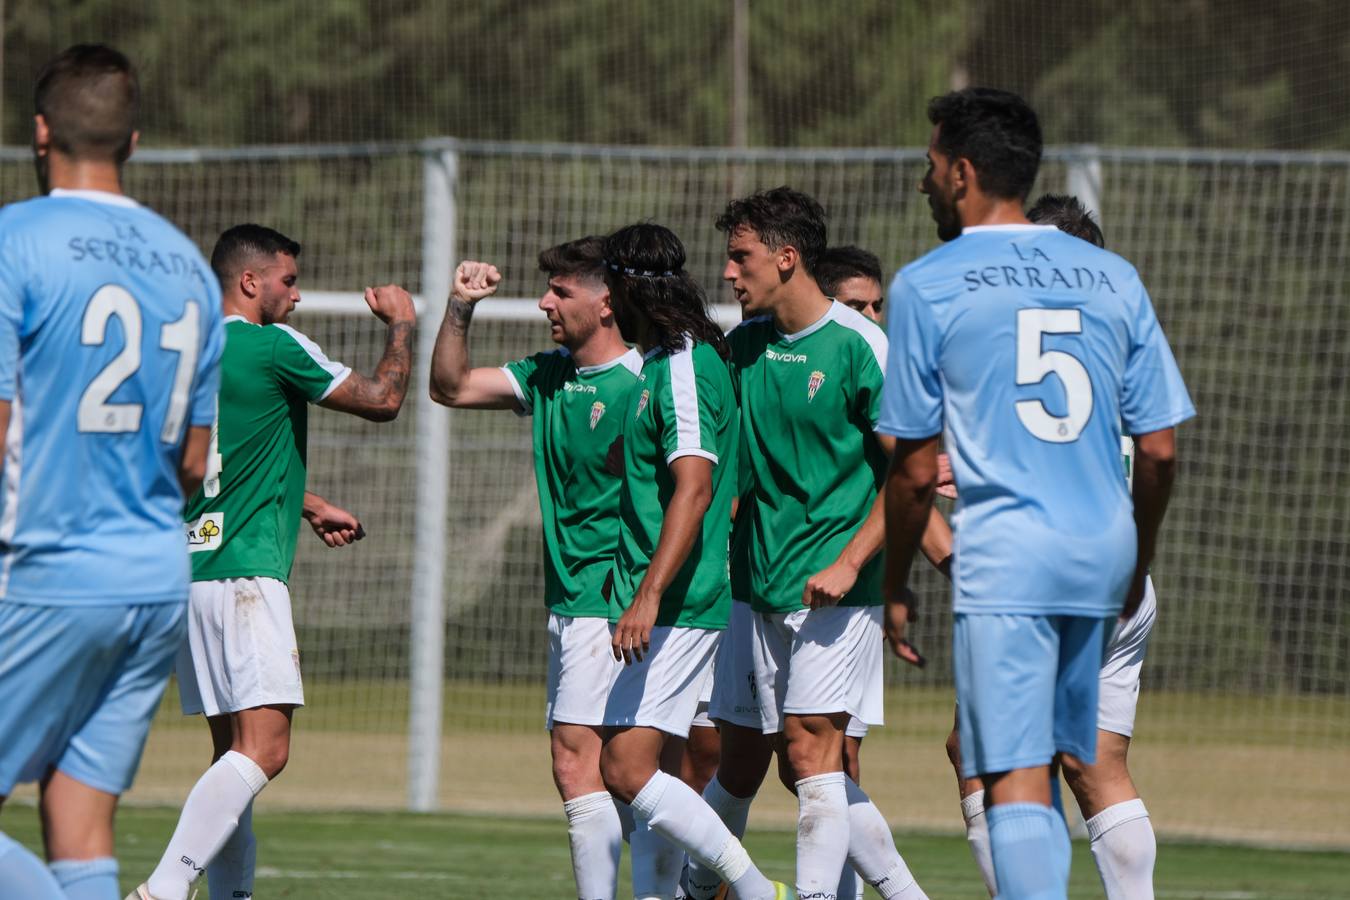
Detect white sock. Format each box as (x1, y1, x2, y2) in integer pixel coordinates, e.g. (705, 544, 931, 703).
(206, 799, 256, 900)
(687, 776, 756, 900)
(147, 751, 269, 900)
(796, 772, 850, 899)
(961, 789, 998, 897)
(1087, 799, 1156, 900)
(562, 791, 623, 900)
(0, 832, 64, 899)
(843, 777, 927, 900)
(631, 815, 683, 900)
(631, 770, 776, 900)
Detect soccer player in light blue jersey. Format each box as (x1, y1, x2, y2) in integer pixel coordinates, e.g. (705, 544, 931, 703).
(0, 45, 224, 900)
(879, 88, 1194, 900)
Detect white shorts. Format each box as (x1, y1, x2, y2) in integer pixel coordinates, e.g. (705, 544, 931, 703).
(603, 626, 720, 738)
(690, 652, 716, 729)
(752, 605, 884, 735)
(546, 612, 622, 729)
(177, 577, 304, 717)
(1097, 577, 1157, 738)
(708, 601, 761, 729)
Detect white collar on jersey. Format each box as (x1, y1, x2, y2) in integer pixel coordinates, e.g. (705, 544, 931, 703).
(49, 187, 139, 209)
(961, 224, 1058, 235)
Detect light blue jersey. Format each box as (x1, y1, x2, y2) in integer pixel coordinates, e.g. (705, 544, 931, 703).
(879, 224, 1193, 617)
(0, 189, 224, 605)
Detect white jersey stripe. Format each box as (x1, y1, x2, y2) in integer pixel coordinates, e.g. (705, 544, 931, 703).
(669, 337, 714, 463)
(273, 323, 352, 398)
(828, 301, 888, 370)
(0, 390, 24, 596)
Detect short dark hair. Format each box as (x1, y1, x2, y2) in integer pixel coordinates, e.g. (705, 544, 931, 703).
(927, 88, 1042, 201)
(1026, 194, 1105, 248)
(34, 44, 139, 164)
(211, 225, 302, 287)
(814, 245, 884, 296)
(538, 235, 607, 281)
(603, 223, 727, 358)
(715, 186, 827, 276)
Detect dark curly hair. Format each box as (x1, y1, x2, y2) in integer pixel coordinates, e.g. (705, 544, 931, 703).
(1026, 194, 1105, 248)
(714, 186, 827, 277)
(602, 223, 728, 359)
(927, 87, 1042, 201)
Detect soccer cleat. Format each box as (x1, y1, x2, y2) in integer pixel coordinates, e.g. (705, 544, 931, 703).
(125, 887, 153, 900)
(771, 883, 793, 900)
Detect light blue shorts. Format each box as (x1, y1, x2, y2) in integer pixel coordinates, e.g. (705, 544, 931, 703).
(953, 613, 1111, 779)
(0, 601, 185, 796)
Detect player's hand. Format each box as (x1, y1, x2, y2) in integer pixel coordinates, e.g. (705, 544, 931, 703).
(612, 589, 658, 665)
(1120, 571, 1148, 621)
(453, 261, 502, 304)
(802, 559, 859, 609)
(936, 452, 957, 500)
(303, 498, 365, 548)
(605, 435, 625, 477)
(884, 588, 926, 668)
(364, 284, 417, 325)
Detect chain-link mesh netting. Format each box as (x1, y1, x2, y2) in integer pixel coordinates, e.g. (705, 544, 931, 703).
(1, 141, 1346, 846)
(5, 1, 1348, 150)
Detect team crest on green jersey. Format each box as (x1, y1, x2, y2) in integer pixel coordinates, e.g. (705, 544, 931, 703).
(589, 400, 607, 430)
(807, 370, 826, 402)
(635, 389, 650, 418)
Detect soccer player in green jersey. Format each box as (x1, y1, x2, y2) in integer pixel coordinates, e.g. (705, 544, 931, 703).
(132, 225, 416, 900)
(598, 223, 787, 900)
(705, 187, 934, 900)
(427, 236, 645, 900)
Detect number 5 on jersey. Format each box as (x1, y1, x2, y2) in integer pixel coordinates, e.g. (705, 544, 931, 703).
(78, 284, 201, 443)
(1014, 307, 1093, 443)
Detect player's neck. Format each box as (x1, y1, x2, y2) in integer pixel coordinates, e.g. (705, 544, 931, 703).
(771, 282, 832, 336)
(569, 330, 630, 369)
(222, 297, 259, 323)
(958, 195, 1029, 231)
(43, 154, 125, 196)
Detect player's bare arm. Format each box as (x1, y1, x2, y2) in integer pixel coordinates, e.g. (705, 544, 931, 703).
(882, 434, 940, 652)
(302, 491, 365, 548)
(319, 284, 416, 421)
(428, 260, 519, 409)
(611, 455, 713, 666)
(178, 425, 212, 497)
(1124, 427, 1177, 618)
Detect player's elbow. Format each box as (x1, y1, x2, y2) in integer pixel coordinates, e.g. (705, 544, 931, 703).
(362, 397, 402, 422)
(1134, 429, 1177, 478)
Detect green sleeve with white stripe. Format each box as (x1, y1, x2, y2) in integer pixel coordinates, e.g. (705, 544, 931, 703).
(658, 344, 723, 465)
(273, 329, 347, 403)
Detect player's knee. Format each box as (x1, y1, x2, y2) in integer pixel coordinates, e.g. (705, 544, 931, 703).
(244, 741, 289, 780)
(598, 743, 640, 804)
(945, 727, 963, 772)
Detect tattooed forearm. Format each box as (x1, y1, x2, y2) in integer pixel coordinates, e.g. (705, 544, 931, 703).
(447, 297, 474, 337)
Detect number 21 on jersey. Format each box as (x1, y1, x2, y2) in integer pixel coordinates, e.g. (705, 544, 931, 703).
(78, 284, 200, 443)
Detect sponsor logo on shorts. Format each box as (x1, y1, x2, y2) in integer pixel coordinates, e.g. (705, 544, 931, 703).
(635, 389, 650, 418)
(186, 512, 224, 553)
(589, 400, 606, 430)
(807, 369, 826, 402)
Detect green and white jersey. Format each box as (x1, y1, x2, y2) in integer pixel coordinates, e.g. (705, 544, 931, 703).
(502, 347, 643, 618)
(1121, 432, 1135, 489)
(184, 316, 350, 583)
(610, 337, 738, 629)
(728, 302, 888, 613)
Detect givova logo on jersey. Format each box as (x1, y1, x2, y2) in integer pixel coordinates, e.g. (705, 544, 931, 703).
(185, 512, 224, 553)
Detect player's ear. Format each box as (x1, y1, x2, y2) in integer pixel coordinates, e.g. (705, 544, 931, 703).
(952, 157, 974, 196)
(126, 130, 140, 161)
(776, 244, 798, 280)
(239, 268, 259, 299)
(32, 115, 50, 155)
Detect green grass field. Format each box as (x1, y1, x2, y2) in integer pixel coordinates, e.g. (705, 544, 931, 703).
(6, 806, 1348, 898)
